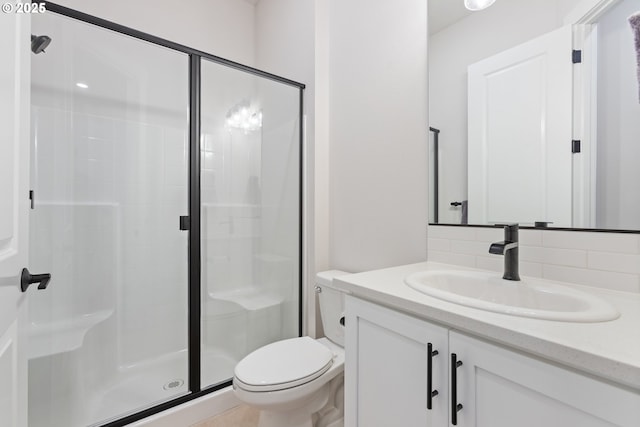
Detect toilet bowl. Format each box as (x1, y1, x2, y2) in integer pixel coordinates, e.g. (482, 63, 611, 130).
(232, 270, 350, 427)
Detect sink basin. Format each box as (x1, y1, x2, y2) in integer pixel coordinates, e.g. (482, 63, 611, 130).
(404, 270, 619, 322)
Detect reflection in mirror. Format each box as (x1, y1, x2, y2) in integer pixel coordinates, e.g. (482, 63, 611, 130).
(428, 0, 640, 230)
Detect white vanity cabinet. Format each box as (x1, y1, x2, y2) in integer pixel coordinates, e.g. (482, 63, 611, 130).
(344, 296, 449, 427)
(345, 296, 640, 427)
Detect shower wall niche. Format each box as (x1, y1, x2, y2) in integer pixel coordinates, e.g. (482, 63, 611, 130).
(29, 7, 302, 427)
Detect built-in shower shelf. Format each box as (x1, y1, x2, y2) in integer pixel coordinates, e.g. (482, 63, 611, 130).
(208, 287, 282, 311)
(28, 309, 113, 359)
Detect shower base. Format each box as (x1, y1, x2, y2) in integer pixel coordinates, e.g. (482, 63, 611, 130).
(29, 349, 237, 427)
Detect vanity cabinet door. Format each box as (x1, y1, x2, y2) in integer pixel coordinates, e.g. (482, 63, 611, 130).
(449, 331, 640, 427)
(345, 296, 449, 427)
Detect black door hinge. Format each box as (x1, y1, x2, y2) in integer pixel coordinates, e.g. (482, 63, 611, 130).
(572, 50, 582, 64)
(179, 216, 190, 231)
(572, 140, 581, 153)
(29, 190, 34, 209)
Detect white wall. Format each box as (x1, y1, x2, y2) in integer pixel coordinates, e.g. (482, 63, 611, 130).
(314, 1, 331, 276)
(559, 0, 592, 18)
(255, 0, 314, 83)
(54, 0, 256, 66)
(429, 0, 574, 224)
(595, 0, 640, 229)
(328, 0, 429, 273)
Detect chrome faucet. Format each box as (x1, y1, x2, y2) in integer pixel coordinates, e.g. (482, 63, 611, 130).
(489, 224, 520, 281)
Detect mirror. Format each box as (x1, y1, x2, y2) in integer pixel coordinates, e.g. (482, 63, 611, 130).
(428, 0, 640, 230)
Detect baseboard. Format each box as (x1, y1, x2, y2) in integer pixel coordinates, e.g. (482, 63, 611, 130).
(128, 387, 240, 427)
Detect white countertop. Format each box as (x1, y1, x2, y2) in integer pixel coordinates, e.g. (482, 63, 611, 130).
(335, 261, 640, 390)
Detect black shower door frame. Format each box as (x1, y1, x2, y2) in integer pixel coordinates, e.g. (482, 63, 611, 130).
(38, 2, 305, 426)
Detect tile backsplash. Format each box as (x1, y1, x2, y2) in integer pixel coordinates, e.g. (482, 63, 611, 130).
(427, 226, 640, 294)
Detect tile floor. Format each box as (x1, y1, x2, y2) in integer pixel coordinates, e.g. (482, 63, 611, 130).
(192, 404, 259, 427)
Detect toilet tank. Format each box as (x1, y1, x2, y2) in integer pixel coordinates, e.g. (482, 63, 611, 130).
(316, 270, 351, 347)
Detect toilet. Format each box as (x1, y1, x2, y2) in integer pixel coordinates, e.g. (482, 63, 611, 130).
(232, 270, 350, 427)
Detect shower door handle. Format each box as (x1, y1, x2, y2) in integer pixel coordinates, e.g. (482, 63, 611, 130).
(20, 268, 51, 292)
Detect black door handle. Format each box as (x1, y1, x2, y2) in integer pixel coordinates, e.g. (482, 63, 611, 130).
(427, 343, 439, 410)
(451, 353, 463, 425)
(21, 268, 51, 292)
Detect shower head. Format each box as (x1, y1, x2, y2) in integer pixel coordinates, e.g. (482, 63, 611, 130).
(31, 34, 51, 54)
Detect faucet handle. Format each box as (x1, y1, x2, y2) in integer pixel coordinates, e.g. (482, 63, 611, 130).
(495, 223, 519, 230)
(534, 221, 553, 228)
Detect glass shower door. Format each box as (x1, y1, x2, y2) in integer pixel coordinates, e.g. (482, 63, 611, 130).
(30, 12, 189, 426)
(200, 59, 302, 387)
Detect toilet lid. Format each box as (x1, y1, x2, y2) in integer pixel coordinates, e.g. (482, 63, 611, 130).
(234, 337, 334, 392)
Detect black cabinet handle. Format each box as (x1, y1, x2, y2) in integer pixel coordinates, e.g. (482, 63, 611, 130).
(534, 221, 553, 228)
(21, 268, 51, 292)
(427, 343, 439, 409)
(451, 353, 463, 425)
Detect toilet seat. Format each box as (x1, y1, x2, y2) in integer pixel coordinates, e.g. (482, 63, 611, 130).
(234, 336, 334, 392)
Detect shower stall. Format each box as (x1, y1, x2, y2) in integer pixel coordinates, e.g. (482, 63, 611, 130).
(28, 4, 303, 427)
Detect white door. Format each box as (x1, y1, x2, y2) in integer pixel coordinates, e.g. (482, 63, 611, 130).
(345, 297, 449, 427)
(0, 11, 31, 427)
(450, 332, 640, 427)
(468, 25, 573, 226)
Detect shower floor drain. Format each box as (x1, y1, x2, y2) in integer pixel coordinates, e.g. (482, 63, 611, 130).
(163, 379, 184, 390)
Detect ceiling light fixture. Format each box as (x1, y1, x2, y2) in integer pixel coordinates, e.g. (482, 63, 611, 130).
(464, 0, 496, 11)
(76, 82, 89, 89)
